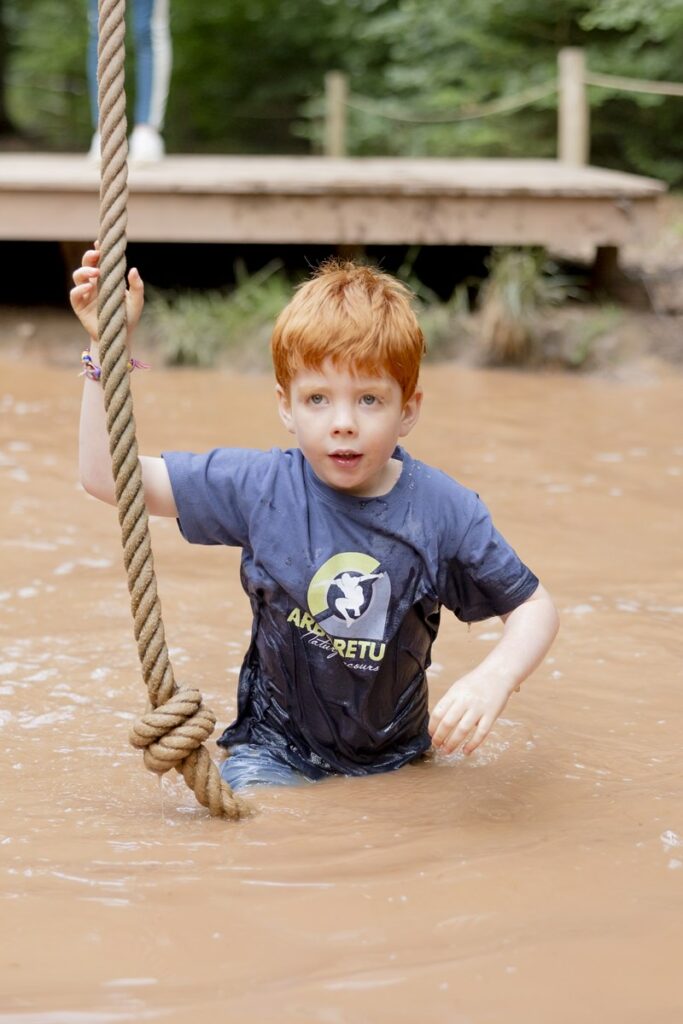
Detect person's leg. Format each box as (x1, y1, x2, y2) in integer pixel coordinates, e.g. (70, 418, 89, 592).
(86, 0, 101, 157)
(131, 0, 172, 131)
(220, 744, 314, 792)
(86, 0, 99, 129)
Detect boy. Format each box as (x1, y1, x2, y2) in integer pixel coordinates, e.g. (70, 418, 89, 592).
(71, 251, 559, 791)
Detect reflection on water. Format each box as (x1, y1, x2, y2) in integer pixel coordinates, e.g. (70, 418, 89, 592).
(0, 359, 681, 1022)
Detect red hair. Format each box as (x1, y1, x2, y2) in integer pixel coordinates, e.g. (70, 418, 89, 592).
(271, 259, 425, 401)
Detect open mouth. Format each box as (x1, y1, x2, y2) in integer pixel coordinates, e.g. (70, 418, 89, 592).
(330, 451, 362, 467)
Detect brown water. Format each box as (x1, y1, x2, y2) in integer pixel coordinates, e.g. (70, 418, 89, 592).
(1, 355, 681, 1023)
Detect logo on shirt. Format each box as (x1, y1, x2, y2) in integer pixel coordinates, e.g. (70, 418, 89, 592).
(307, 553, 390, 640)
(286, 552, 391, 668)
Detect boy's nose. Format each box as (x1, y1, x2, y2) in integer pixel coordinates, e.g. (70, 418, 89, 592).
(331, 403, 357, 435)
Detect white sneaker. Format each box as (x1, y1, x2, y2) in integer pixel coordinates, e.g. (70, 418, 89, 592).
(88, 131, 101, 163)
(129, 124, 165, 163)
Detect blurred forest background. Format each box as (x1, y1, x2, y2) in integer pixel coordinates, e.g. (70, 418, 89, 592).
(1, 0, 682, 371)
(1, 0, 683, 185)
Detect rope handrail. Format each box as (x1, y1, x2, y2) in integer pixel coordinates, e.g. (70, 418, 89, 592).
(344, 80, 557, 125)
(334, 61, 683, 136)
(584, 70, 683, 99)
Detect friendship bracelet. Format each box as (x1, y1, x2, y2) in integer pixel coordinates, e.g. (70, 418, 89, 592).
(80, 351, 150, 382)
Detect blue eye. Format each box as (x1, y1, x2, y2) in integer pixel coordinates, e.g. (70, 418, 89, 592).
(360, 394, 377, 406)
(308, 394, 325, 405)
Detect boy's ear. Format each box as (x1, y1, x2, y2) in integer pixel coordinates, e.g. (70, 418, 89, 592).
(398, 386, 423, 437)
(276, 384, 296, 434)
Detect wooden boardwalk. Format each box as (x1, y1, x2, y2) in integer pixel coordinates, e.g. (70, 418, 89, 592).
(0, 153, 665, 253)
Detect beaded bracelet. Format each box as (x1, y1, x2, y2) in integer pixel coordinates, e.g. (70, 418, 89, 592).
(80, 350, 150, 382)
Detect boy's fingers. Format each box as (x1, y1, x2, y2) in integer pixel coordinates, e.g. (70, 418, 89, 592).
(429, 695, 466, 742)
(128, 267, 144, 290)
(73, 266, 99, 285)
(127, 269, 145, 317)
(431, 712, 463, 748)
(428, 712, 445, 743)
(428, 697, 453, 733)
(429, 706, 452, 741)
(442, 713, 479, 754)
(463, 720, 490, 755)
(69, 282, 92, 305)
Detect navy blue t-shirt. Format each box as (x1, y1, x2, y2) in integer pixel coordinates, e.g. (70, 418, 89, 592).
(162, 446, 538, 779)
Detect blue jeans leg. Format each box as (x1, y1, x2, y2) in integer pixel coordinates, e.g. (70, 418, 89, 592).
(87, 0, 99, 129)
(87, 0, 172, 130)
(220, 744, 312, 792)
(132, 0, 172, 129)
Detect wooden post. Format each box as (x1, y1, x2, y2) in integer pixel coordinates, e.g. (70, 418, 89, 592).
(558, 48, 589, 165)
(324, 71, 348, 158)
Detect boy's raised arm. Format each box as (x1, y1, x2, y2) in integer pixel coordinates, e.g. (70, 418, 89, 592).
(72, 248, 177, 518)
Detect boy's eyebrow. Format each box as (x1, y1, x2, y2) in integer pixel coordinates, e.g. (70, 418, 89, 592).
(295, 373, 394, 392)
(353, 379, 395, 394)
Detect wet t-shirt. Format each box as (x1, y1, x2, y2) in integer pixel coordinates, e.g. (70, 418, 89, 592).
(162, 446, 539, 779)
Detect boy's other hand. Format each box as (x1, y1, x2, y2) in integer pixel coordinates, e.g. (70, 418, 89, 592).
(428, 670, 512, 757)
(70, 246, 144, 343)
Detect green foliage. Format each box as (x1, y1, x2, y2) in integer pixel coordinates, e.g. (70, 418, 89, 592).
(4, 0, 683, 181)
(5, 0, 90, 145)
(562, 304, 623, 367)
(144, 259, 290, 368)
(419, 285, 475, 362)
(394, 246, 475, 361)
(477, 248, 582, 364)
(325, 0, 683, 180)
(141, 247, 595, 372)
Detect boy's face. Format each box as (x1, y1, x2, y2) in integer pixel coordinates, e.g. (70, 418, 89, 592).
(277, 359, 422, 497)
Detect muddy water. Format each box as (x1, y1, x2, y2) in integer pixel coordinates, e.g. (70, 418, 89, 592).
(0, 354, 681, 1023)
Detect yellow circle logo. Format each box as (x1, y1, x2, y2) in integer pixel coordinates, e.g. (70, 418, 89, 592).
(307, 552, 381, 615)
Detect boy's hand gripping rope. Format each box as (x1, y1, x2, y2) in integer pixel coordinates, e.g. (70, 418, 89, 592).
(95, 0, 247, 819)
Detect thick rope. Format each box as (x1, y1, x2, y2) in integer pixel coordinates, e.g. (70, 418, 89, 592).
(96, 0, 247, 819)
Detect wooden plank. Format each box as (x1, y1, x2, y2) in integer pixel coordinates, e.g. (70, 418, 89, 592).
(0, 155, 664, 196)
(0, 190, 659, 249)
(0, 154, 664, 247)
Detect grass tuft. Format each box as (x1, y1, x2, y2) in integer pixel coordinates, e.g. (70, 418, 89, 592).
(477, 248, 583, 365)
(145, 259, 290, 370)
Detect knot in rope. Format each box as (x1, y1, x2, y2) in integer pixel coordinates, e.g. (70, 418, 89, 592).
(129, 687, 216, 774)
(128, 687, 249, 819)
